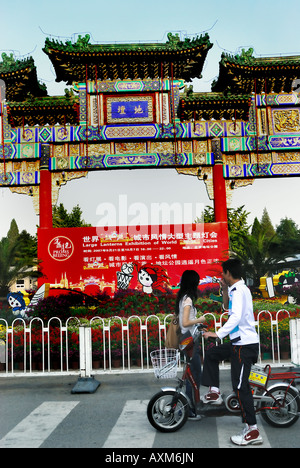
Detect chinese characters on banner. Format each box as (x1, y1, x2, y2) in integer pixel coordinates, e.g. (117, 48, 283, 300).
(38, 223, 229, 296)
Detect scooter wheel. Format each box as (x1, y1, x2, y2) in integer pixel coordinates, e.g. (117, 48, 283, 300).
(147, 390, 189, 432)
(261, 385, 300, 428)
(225, 393, 241, 413)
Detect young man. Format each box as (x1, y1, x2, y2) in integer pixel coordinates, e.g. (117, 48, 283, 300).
(202, 258, 262, 446)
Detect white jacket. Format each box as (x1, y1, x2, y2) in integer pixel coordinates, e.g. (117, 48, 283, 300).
(216, 280, 258, 346)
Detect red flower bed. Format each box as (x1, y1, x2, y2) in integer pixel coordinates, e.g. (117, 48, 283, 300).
(3, 291, 300, 369)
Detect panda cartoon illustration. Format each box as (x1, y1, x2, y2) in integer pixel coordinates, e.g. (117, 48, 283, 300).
(7, 284, 49, 319)
(7, 292, 27, 318)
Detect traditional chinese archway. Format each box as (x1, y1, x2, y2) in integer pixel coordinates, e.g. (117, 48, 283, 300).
(1, 33, 300, 294)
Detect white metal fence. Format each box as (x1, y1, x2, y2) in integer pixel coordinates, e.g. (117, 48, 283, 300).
(0, 310, 294, 377)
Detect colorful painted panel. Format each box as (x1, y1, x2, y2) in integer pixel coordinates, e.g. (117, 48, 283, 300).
(102, 124, 158, 139)
(257, 93, 300, 106)
(1, 121, 249, 146)
(222, 136, 270, 152)
(223, 161, 300, 178)
(85, 78, 185, 94)
(105, 95, 154, 124)
(48, 152, 206, 170)
(0, 144, 16, 159)
(1, 113, 253, 147)
(0, 171, 40, 185)
(272, 108, 300, 134)
(269, 135, 300, 149)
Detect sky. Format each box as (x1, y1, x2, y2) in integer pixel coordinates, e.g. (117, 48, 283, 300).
(1, 0, 300, 238)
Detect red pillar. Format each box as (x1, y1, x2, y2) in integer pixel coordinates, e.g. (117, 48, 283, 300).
(39, 169, 53, 229)
(211, 138, 229, 259)
(212, 161, 229, 260)
(39, 144, 52, 229)
(212, 162, 228, 223)
(38, 144, 53, 287)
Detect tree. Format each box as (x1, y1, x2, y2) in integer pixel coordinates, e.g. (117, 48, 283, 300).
(203, 205, 250, 256)
(7, 219, 19, 246)
(271, 217, 300, 263)
(0, 236, 39, 297)
(53, 203, 91, 227)
(227, 206, 251, 256)
(233, 230, 283, 287)
(251, 217, 261, 237)
(16, 230, 38, 261)
(201, 205, 300, 288)
(0, 221, 39, 297)
(260, 208, 275, 240)
(276, 217, 299, 241)
(233, 213, 300, 287)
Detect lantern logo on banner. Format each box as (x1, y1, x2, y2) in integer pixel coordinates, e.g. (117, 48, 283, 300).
(117, 263, 134, 290)
(48, 236, 74, 261)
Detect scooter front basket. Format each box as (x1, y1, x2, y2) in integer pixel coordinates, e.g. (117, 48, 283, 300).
(150, 348, 180, 379)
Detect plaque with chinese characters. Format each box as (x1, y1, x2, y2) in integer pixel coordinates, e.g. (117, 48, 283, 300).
(105, 95, 154, 124)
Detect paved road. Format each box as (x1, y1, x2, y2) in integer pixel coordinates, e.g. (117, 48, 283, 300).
(0, 370, 299, 453)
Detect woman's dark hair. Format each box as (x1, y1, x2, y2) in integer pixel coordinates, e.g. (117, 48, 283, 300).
(175, 270, 200, 315)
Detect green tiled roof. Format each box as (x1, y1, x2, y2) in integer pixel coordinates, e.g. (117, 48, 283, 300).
(212, 48, 300, 94)
(43, 33, 213, 83)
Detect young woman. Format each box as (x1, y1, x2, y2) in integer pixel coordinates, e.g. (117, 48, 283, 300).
(175, 269, 206, 420)
(202, 259, 262, 445)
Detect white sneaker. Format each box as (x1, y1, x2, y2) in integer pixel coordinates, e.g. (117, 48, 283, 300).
(201, 390, 223, 405)
(231, 425, 263, 446)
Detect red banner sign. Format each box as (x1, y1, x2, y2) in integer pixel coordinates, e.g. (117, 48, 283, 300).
(38, 223, 229, 296)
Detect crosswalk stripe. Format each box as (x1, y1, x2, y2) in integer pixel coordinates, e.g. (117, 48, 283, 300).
(104, 400, 273, 449)
(0, 401, 79, 448)
(216, 415, 271, 448)
(0, 398, 280, 448)
(102, 400, 155, 448)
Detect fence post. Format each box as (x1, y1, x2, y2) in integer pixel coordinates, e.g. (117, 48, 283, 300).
(290, 319, 300, 366)
(71, 326, 100, 394)
(79, 326, 92, 378)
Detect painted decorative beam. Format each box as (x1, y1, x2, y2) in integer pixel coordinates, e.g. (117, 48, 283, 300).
(49, 152, 214, 171)
(0, 171, 40, 185)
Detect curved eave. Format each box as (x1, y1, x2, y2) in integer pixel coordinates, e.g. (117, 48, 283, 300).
(43, 34, 212, 55)
(220, 54, 300, 69)
(43, 38, 213, 83)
